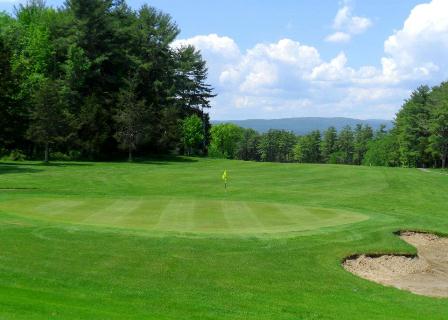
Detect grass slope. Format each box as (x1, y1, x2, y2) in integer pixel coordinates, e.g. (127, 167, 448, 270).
(0, 158, 448, 319)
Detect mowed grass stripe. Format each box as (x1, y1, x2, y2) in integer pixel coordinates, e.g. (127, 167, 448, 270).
(252, 203, 299, 229)
(118, 199, 169, 229)
(109, 198, 144, 224)
(35, 200, 85, 217)
(193, 200, 229, 232)
(82, 199, 131, 224)
(222, 201, 264, 233)
(155, 199, 195, 232)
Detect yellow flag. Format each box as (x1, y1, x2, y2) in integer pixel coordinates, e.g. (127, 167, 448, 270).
(222, 169, 227, 182)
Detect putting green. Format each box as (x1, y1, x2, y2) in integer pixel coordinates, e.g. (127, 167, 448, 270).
(0, 197, 367, 235)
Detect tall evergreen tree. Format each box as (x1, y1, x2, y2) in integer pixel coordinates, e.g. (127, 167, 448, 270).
(0, 15, 27, 151)
(428, 82, 448, 168)
(294, 130, 321, 163)
(395, 86, 432, 167)
(114, 76, 150, 161)
(353, 124, 374, 165)
(337, 126, 355, 164)
(321, 126, 338, 163)
(236, 128, 261, 161)
(26, 79, 73, 162)
(258, 130, 296, 163)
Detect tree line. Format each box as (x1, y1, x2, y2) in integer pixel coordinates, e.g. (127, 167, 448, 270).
(208, 81, 448, 168)
(0, 0, 214, 161)
(1, 1, 447, 168)
(207, 122, 378, 165)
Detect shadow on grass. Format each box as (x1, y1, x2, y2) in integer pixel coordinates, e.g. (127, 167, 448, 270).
(0, 156, 198, 169)
(0, 161, 93, 168)
(133, 155, 199, 165)
(0, 164, 43, 175)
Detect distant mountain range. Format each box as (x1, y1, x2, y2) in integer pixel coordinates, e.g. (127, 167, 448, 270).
(212, 117, 393, 135)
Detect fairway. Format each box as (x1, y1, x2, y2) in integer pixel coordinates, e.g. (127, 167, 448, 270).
(1, 158, 448, 319)
(0, 197, 367, 234)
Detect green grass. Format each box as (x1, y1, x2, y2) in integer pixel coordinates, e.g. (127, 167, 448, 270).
(0, 197, 366, 234)
(1, 158, 448, 319)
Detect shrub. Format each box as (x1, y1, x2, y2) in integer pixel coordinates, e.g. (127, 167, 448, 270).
(68, 150, 81, 160)
(51, 152, 71, 161)
(3, 149, 26, 161)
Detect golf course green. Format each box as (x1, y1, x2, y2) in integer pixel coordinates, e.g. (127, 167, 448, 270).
(0, 197, 367, 235)
(1, 158, 448, 319)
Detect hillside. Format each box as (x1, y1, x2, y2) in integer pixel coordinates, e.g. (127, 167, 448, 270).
(212, 117, 393, 135)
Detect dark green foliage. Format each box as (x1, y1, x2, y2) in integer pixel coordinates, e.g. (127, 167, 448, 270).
(363, 131, 399, 167)
(336, 126, 355, 164)
(114, 76, 151, 161)
(294, 130, 321, 163)
(395, 86, 432, 167)
(321, 126, 338, 163)
(427, 82, 448, 168)
(0, 0, 213, 159)
(0, 17, 26, 150)
(26, 79, 74, 162)
(236, 128, 261, 161)
(258, 129, 296, 163)
(353, 124, 374, 165)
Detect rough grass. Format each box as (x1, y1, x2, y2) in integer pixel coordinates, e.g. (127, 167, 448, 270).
(0, 158, 448, 319)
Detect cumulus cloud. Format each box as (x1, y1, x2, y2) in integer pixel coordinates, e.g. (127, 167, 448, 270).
(325, 1, 372, 43)
(172, 33, 240, 59)
(171, 34, 241, 86)
(219, 38, 322, 94)
(325, 32, 351, 43)
(173, 0, 448, 120)
(381, 0, 448, 82)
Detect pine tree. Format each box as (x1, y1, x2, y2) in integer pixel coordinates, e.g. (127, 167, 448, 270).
(428, 82, 448, 168)
(395, 86, 432, 167)
(114, 76, 150, 161)
(321, 126, 338, 163)
(27, 79, 73, 162)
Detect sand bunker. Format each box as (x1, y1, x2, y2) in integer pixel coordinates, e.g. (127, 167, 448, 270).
(343, 232, 448, 298)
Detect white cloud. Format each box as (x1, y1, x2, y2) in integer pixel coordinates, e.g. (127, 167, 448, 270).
(249, 39, 321, 67)
(326, 2, 372, 43)
(239, 61, 278, 93)
(310, 52, 351, 81)
(174, 1, 448, 120)
(325, 32, 351, 43)
(218, 38, 322, 95)
(381, 0, 448, 82)
(172, 33, 240, 59)
(173, 33, 406, 119)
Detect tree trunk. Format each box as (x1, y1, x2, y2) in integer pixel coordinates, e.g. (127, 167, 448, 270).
(128, 146, 133, 162)
(44, 142, 49, 163)
(442, 155, 446, 169)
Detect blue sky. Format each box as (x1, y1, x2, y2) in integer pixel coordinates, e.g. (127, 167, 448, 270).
(2, 0, 447, 120)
